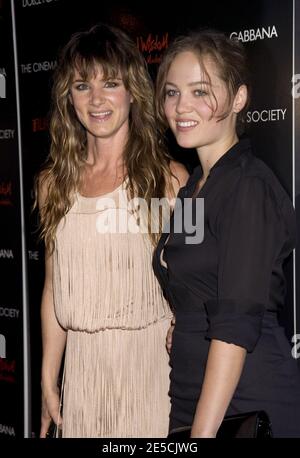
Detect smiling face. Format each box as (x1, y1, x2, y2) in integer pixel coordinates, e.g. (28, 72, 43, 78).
(163, 51, 241, 151)
(69, 65, 133, 141)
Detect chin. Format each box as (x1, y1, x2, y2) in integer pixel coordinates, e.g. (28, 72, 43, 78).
(175, 137, 198, 149)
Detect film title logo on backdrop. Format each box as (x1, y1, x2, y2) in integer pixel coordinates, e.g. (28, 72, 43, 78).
(246, 108, 287, 123)
(137, 33, 169, 64)
(230, 25, 278, 42)
(22, 0, 59, 7)
(0, 356, 16, 383)
(21, 60, 57, 74)
(0, 182, 13, 206)
(32, 117, 48, 132)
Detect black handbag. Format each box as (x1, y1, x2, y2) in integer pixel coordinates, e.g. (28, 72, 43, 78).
(46, 420, 63, 438)
(168, 411, 273, 438)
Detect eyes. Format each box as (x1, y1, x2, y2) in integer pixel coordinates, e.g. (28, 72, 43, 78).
(165, 88, 208, 98)
(104, 81, 119, 89)
(74, 83, 89, 91)
(73, 80, 120, 91)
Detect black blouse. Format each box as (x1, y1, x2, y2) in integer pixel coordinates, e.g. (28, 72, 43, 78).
(153, 138, 296, 352)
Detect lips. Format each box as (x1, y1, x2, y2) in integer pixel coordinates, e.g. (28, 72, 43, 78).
(89, 110, 112, 121)
(175, 119, 199, 131)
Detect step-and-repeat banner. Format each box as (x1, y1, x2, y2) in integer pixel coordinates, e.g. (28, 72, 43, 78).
(0, 0, 27, 438)
(0, 0, 299, 438)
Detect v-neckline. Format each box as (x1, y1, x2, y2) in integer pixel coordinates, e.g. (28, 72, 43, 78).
(192, 175, 209, 199)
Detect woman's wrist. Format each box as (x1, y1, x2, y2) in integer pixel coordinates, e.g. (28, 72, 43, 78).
(190, 426, 217, 438)
(41, 377, 59, 395)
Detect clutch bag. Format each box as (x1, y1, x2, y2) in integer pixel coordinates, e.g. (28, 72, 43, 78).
(46, 420, 63, 438)
(169, 410, 273, 438)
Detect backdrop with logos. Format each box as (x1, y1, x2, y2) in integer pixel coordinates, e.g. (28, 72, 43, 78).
(0, 0, 299, 438)
(0, 0, 27, 438)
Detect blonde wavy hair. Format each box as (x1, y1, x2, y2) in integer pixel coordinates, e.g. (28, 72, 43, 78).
(35, 23, 172, 252)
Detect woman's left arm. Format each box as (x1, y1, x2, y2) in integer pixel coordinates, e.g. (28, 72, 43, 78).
(191, 339, 246, 437)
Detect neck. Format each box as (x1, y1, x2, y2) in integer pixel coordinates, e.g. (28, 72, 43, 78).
(196, 133, 239, 179)
(85, 126, 128, 172)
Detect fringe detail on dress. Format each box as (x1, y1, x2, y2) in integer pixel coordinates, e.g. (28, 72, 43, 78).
(53, 187, 171, 331)
(62, 320, 171, 438)
(53, 184, 172, 437)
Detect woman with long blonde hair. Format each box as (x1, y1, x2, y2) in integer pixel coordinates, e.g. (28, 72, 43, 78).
(36, 23, 187, 438)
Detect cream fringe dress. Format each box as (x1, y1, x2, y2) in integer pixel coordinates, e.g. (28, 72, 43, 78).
(53, 182, 172, 437)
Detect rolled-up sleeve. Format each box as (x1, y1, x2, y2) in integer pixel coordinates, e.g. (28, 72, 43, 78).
(205, 175, 282, 352)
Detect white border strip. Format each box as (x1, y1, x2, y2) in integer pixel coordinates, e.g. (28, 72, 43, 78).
(292, 0, 297, 338)
(10, 0, 31, 438)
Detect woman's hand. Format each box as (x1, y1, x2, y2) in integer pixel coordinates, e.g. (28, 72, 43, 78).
(40, 387, 62, 438)
(166, 317, 176, 354)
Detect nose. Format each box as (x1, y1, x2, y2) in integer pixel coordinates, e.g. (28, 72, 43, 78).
(175, 93, 192, 114)
(90, 87, 105, 106)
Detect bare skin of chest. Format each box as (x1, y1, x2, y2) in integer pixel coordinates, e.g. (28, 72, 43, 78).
(79, 166, 125, 197)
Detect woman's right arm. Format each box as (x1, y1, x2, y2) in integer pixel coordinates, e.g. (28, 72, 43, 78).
(165, 161, 189, 351)
(38, 174, 67, 438)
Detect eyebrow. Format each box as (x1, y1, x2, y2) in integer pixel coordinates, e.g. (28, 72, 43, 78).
(165, 80, 210, 87)
(72, 77, 123, 83)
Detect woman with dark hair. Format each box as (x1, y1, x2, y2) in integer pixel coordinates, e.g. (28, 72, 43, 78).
(36, 23, 187, 438)
(154, 29, 300, 437)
